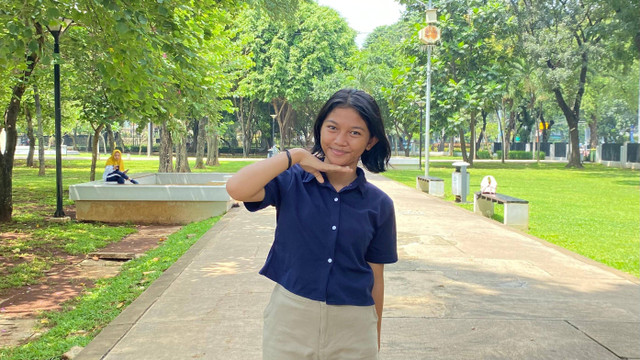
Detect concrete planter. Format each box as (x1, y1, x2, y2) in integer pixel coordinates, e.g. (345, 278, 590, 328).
(389, 157, 420, 170)
(69, 173, 233, 224)
(416, 175, 444, 197)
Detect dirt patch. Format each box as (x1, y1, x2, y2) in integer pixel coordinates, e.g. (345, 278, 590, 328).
(0, 224, 180, 348)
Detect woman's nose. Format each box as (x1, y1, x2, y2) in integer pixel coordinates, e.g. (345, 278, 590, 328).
(334, 131, 348, 145)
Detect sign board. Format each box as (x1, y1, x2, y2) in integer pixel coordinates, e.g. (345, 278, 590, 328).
(419, 25, 440, 44)
(480, 175, 497, 194)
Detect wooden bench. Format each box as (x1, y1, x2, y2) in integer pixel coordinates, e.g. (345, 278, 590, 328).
(473, 192, 529, 230)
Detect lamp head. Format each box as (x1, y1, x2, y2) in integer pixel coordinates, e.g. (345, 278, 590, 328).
(46, 17, 73, 35)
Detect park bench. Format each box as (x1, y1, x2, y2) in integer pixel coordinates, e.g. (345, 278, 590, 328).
(473, 192, 529, 230)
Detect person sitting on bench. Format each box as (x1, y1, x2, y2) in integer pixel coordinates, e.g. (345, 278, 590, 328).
(103, 149, 138, 184)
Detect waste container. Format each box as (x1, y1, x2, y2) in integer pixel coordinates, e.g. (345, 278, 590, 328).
(451, 161, 470, 203)
(267, 145, 279, 158)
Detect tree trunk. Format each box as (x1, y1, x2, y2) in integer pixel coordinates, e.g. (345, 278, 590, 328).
(476, 110, 488, 153)
(90, 124, 105, 181)
(548, 52, 587, 168)
(459, 127, 469, 164)
(206, 131, 219, 166)
(448, 136, 454, 156)
(0, 22, 44, 222)
(70, 127, 77, 150)
(438, 131, 446, 152)
(159, 120, 174, 172)
(468, 112, 476, 165)
(505, 104, 516, 160)
(25, 103, 35, 167)
(34, 84, 45, 176)
(195, 117, 207, 169)
(273, 99, 294, 150)
(175, 138, 191, 173)
(106, 124, 115, 153)
(115, 131, 125, 152)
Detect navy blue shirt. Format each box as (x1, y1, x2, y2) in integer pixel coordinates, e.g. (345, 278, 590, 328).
(244, 165, 397, 306)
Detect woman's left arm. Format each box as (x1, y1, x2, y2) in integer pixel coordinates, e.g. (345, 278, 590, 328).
(368, 262, 385, 351)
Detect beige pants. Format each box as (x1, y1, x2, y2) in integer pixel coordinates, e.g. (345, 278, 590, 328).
(263, 284, 379, 360)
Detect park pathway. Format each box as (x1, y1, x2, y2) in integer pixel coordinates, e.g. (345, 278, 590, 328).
(77, 172, 639, 360)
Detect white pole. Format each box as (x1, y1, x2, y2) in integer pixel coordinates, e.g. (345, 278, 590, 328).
(148, 122, 152, 157)
(424, 45, 432, 178)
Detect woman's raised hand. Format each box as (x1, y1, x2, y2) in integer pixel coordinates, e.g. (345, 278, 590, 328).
(292, 148, 353, 184)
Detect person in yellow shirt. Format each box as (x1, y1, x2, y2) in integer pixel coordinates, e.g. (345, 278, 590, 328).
(102, 149, 138, 184)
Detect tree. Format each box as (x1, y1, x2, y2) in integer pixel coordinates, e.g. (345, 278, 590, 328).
(244, 2, 356, 149)
(510, 0, 619, 168)
(0, 3, 46, 222)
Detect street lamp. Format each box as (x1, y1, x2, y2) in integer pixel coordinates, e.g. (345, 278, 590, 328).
(46, 18, 73, 218)
(418, 6, 440, 179)
(415, 2, 444, 197)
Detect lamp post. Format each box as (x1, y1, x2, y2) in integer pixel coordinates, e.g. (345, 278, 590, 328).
(46, 18, 73, 218)
(415, 2, 444, 197)
(418, 3, 440, 179)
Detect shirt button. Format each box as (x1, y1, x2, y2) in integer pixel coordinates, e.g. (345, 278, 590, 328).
(331, 225, 337, 230)
(328, 258, 333, 263)
(334, 197, 339, 202)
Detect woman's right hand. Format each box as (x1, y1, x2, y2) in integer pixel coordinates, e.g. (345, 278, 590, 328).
(291, 148, 352, 184)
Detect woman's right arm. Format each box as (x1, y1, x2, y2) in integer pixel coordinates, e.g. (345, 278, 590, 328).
(225, 148, 350, 202)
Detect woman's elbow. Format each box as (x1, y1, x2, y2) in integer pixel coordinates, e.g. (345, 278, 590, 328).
(225, 178, 243, 200)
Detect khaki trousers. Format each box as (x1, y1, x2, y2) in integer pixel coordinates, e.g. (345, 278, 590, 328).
(263, 284, 379, 360)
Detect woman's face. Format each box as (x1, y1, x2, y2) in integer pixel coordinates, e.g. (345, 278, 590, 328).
(320, 107, 378, 169)
(114, 152, 121, 161)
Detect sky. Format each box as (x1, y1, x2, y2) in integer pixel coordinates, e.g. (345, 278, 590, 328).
(316, 0, 406, 47)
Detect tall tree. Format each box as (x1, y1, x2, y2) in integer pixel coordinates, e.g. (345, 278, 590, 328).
(510, 0, 617, 168)
(244, 2, 356, 149)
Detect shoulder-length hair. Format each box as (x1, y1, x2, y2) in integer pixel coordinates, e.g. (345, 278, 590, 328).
(311, 89, 391, 173)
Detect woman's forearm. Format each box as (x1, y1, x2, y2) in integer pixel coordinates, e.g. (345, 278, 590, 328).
(369, 262, 385, 350)
(225, 150, 292, 202)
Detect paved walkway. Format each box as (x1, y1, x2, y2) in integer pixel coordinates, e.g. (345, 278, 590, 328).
(77, 172, 639, 360)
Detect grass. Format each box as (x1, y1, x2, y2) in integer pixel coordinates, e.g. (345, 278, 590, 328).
(2, 157, 254, 282)
(383, 161, 640, 277)
(0, 216, 220, 360)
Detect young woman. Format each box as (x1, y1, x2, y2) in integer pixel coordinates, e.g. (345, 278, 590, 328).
(103, 149, 138, 184)
(226, 89, 397, 359)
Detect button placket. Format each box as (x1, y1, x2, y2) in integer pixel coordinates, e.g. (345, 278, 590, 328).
(328, 193, 339, 267)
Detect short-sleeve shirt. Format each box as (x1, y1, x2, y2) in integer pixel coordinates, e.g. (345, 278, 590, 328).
(244, 165, 397, 306)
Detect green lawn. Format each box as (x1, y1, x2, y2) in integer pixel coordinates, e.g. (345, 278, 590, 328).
(383, 161, 640, 277)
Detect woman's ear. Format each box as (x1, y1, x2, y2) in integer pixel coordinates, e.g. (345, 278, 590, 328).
(366, 136, 379, 151)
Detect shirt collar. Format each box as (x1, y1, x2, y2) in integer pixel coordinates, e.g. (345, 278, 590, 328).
(301, 166, 368, 196)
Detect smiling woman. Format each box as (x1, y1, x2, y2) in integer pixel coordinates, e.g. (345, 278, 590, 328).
(226, 88, 397, 358)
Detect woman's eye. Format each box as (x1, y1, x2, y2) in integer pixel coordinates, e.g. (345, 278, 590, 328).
(351, 131, 361, 136)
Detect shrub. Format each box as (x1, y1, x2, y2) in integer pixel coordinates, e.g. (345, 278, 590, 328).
(476, 151, 492, 159)
(495, 151, 546, 160)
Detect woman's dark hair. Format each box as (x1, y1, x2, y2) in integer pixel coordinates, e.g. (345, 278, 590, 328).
(311, 88, 391, 173)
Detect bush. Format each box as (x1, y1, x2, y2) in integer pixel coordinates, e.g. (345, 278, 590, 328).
(495, 150, 546, 160)
(476, 151, 492, 159)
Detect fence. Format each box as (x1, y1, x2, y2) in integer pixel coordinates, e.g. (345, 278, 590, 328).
(598, 143, 640, 169)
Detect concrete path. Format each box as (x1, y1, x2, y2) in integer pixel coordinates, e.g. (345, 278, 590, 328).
(77, 172, 639, 360)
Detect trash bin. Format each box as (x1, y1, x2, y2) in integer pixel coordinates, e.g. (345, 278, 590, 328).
(267, 145, 279, 158)
(451, 161, 470, 203)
